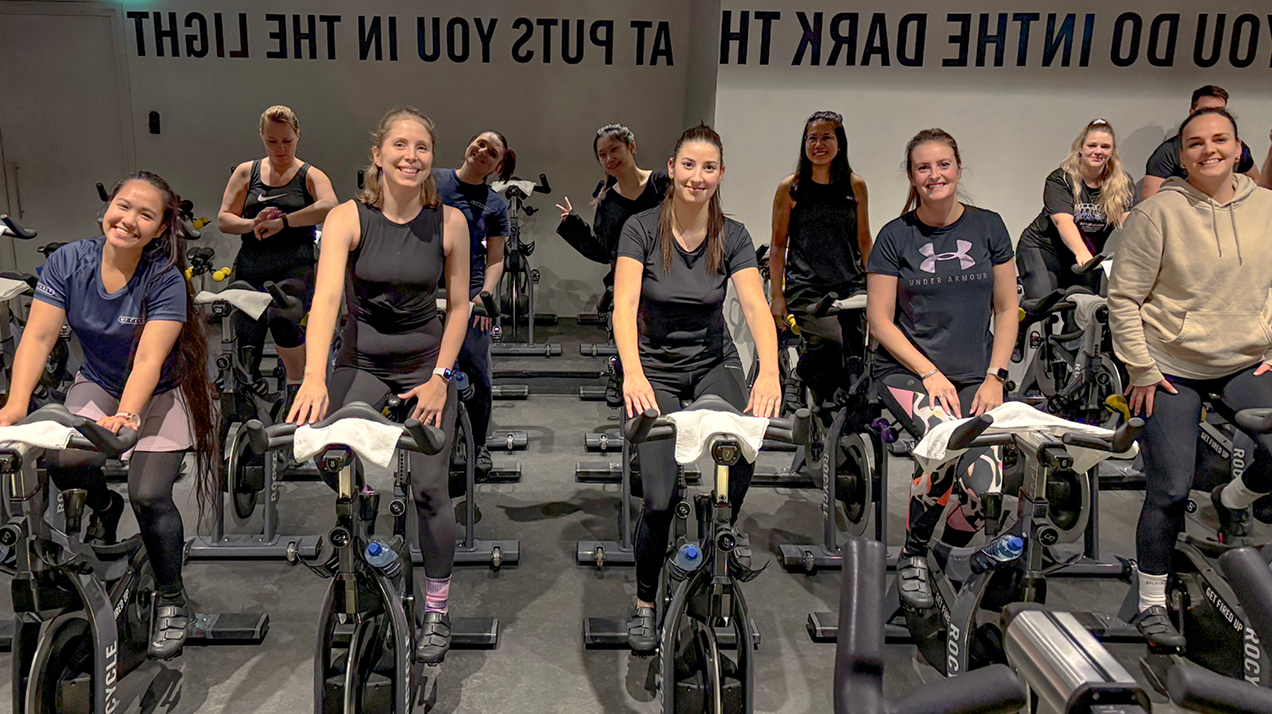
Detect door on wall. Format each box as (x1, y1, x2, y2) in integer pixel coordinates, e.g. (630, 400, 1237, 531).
(0, 4, 132, 272)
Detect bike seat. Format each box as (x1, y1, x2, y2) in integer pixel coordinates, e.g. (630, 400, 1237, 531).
(37, 242, 66, 257)
(1235, 408, 1272, 435)
(188, 247, 215, 261)
(681, 394, 741, 415)
(0, 271, 38, 290)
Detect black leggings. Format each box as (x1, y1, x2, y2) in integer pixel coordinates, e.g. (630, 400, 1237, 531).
(1016, 243, 1097, 300)
(456, 318, 492, 449)
(48, 450, 187, 594)
(1136, 364, 1272, 574)
(790, 303, 867, 407)
(634, 358, 753, 603)
(233, 262, 314, 377)
(327, 367, 458, 580)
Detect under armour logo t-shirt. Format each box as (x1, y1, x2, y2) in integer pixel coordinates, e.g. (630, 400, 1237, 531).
(867, 206, 1014, 383)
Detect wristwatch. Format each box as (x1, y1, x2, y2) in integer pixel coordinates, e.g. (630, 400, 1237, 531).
(280, 213, 290, 229)
(432, 367, 454, 383)
(986, 367, 1009, 383)
(116, 411, 141, 428)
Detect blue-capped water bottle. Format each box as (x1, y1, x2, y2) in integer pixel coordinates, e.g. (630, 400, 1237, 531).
(364, 539, 402, 577)
(671, 543, 703, 578)
(969, 534, 1024, 574)
(455, 371, 474, 402)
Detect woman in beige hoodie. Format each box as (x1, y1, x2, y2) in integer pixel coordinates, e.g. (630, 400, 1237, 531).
(1108, 108, 1272, 648)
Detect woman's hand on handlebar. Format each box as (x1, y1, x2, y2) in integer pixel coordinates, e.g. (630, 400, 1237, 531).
(623, 371, 659, 419)
(746, 370, 782, 418)
(770, 294, 789, 332)
(555, 196, 573, 223)
(287, 378, 330, 425)
(471, 296, 492, 332)
(399, 376, 448, 427)
(96, 414, 134, 435)
(970, 377, 1005, 417)
(922, 371, 962, 418)
(1127, 379, 1177, 418)
(0, 403, 27, 427)
(1073, 247, 1094, 270)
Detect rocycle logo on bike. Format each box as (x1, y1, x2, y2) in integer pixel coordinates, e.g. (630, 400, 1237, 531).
(104, 638, 120, 713)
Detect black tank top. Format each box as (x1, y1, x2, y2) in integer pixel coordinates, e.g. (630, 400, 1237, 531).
(336, 202, 446, 380)
(238, 160, 317, 271)
(784, 179, 863, 308)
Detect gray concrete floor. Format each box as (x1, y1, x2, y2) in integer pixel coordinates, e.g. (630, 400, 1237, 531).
(0, 321, 1259, 713)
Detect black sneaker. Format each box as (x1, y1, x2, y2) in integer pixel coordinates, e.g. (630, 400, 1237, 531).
(1132, 605, 1185, 650)
(148, 591, 190, 660)
(415, 611, 452, 664)
(627, 606, 657, 653)
(897, 555, 935, 610)
(474, 446, 494, 479)
(85, 491, 125, 546)
(1211, 486, 1251, 546)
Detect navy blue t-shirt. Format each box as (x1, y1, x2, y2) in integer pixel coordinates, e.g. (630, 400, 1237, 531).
(35, 237, 187, 398)
(433, 168, 510, 294)
(867, 206, 1014, 383)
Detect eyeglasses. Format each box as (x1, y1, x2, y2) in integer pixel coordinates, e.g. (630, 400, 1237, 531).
(805, 135, 838, 146)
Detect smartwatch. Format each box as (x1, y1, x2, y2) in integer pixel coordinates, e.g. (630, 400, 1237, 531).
(432, 367, 454, 383)
(987, 367, 1009, 383)
(280, 213, 290, 230)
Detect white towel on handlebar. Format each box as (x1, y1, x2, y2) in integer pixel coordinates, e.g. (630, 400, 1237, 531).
(194, 289, 272, 320)
(0, 277, 30, 302)
(293, 419, 405, 468)
(666, 410, 769, 465)
(912, 402, 1137, 475)
(0, 422, 76, 452)
(1066, 293, 1106, 332)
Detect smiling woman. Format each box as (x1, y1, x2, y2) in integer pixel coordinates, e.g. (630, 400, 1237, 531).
(1016, 119, 1134, 299)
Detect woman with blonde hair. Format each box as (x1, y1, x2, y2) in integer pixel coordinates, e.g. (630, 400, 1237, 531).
(217, 105, 338, 398)
(1017, 119, 1134, 298)
(287, 107, 471, 664)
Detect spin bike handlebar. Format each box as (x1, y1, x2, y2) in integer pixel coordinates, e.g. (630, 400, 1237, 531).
(9, 404, 139, 457)
(835, 538, 1026, 714)
(622, 396, 811, 448)
(1071, 252, 1110, 276)
(810, 291, 868, 318)
(1168, 546, 1272, 713)
(945, 413, 1144, 454)
(0, 214, 37, 240)
(243, 401, 446, 457)
(471, 291, 499, 319)
(264, 280, 305, 323)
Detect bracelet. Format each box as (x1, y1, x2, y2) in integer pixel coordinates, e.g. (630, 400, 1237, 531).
(115, 411, 141, 428)
(920, 368, 939, 381)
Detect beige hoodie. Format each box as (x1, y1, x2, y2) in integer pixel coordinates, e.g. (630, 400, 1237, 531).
(1109, 174, 1272, 386)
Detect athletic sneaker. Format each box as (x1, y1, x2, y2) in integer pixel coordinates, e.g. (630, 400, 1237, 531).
(474, 446, 494, 478)
(1211, 486, 1251, 545)
(1131, 605, 1185, 650)
(896, 555, 935, 610)
(626, 606, 657, 653)
(416, 611, 452, 664)
(85, 491, 125, 546)
(149, 591, 190, 660)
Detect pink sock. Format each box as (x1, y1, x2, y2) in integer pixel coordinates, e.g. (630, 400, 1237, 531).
(425, 577, 450, 614)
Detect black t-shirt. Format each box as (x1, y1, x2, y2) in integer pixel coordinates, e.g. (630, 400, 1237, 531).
(616, 207, 758, 372)
(1019, 168, 1125, 256)
(867, 206, 1014, 383)
(558, 170, 671, 285)
(784, 178, 863, 308)
(1146, 134, 1256, 179)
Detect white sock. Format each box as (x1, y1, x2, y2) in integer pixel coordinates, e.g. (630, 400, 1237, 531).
(1221, 478, 1265, 510)
(1138, 571, 1168, 612)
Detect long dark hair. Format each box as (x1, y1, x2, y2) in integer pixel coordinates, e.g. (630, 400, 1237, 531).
(901, 128, 964, 215)
(105, 172, 218, 524)
(593, 123, 637, 202)
(658, 124, 727, 274)
(790, 111, 852, 199)
(469, 130, 517, 183)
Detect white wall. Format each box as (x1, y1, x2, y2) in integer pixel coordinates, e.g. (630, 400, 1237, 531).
(108, 0, 693, 315)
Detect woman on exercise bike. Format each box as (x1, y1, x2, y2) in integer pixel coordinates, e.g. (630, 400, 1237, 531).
(769, 110, 872, 407)
(1108, 107, 1272, 648)
(613, 124, 781, 652)
(434, 131, 514, 477)
(1017, 119, 1133, 299)
(556, 123, 670, 288)
(866, 129, 1018, 610)
(217, 105, 338, 404)
(287, 107, 471, 665)
(0, 171, 219, 659)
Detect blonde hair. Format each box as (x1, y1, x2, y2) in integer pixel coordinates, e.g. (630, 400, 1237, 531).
(356, 107, 440, 209)
(1059, 120, 1132, 229)
(259, 105, 299, 134)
